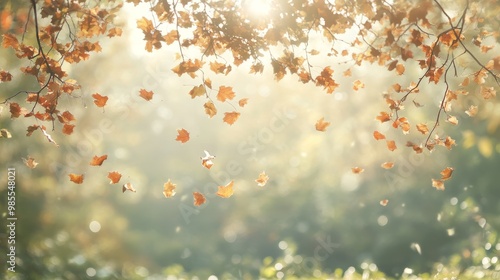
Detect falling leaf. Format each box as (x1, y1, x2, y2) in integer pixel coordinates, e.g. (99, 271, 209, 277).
(122, 182, 136, 193)
(376, 111, 391, 123)
(188, 84, 206, 99)
(62, 124, 75, 135)
(411, 243, 422, 255)
(432, 179, 445, 190)
(481, 86, 496, 99)
(175, 128, 190, 143)
(395, 63, 405, 75)
(440, 167, 454, 181)
(90, 155, 108, 166)
(204, 101, 217, 118)
(193, 192, 206, 206)
(447, 115, 458, 125)
(380, 199, 389, 206)
(238, 98, 249, 107)
(69, 173, 84, 184)
(163, 179, 176, 198)
(23, 157, 38, 168)
(139, 89, 154, 101)
(444, 136, 456, 150)
(57, 111, 76, 124)
(255, 171, 269, 187)
(92, 93, 108, 107)
(352, 80, 365, 91)
(465, 105, 478, 117)
(0, 128, 12, 138)
(416, 123, 429, 134)
(9, 102, 23, 118)
(381, 162, 394, 169)
(40, 126, 59, 146)
(351, 167, 364, 174)
(386, 140, 397, 151)
(373, 131, 386, 140)
(107, 171, 122, 184)
(217, 86, 235, 102)
(223, 112, 240, 125)
(201, 150, 215, 169)
(217, 181, 234, 198)
(315, 117, 331, 132)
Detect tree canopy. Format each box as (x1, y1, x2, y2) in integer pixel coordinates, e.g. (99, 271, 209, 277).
(1, 0, 500, 279)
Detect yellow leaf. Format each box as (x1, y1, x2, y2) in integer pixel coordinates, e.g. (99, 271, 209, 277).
(255, 171, 269, 187)
(163, 179, 176, 198)
(432, 179, 445, 190)
(223, 112, 240, 125)
(238, 98, 249, 107)
(217, 181, 234, 198)
(465, 105, 478, 117)
(217, 86, 235, 102)
(315, 117, 330, 132)
(188, 85, 206, 99)
(204, 101, 217, 118)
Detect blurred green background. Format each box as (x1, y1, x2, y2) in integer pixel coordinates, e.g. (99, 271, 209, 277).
(1, 1, 500, 279)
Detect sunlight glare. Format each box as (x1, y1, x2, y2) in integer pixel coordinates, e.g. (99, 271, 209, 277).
(243, 0, 271, 17)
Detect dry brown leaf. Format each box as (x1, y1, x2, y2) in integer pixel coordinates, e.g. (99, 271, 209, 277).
(139, 89, 154, 101)
(163, 179, 177, 198)
(175, 128, 190, 143)
(376, 111, 391, 123)
(107, 171, 122, 184)
(465, 105, 478, 117)
(69, 173, 84, 184)
(440, 167, 454, 181)
(90, 155, 108, 166)
(416, 123, 429, 134)
(204, 101, 217, 118)
(217, 86, 235, 102)
(92, 93, 108, 107)
(23, 156, 39, 169)
(373, 131, 386, 140)
(315, 117, 331, 132)
(193, 192, 206, 206)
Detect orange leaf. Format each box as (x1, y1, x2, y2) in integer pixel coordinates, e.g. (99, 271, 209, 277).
(163, 179, 176, 198)
(373, 131, 386, 140)
(201, 150, 215, 169)
(188, 84, 206, 99)
(107, 171, 122, 184)
(139, 89, 154, 101)
(381, 162, 394, 169)
(376, 111, 391, 123)
(440, 167, 454, 181)
(193, 192, 206, 206)
(416, 123, 429, 134)
(175, 128, 190, 143)
(480, 86, 496, 99)
(2, 33, 19, 49)
(204, 101, 217, 118)
(92, 93, 108, 107)
(69, 173, 84, 184)
(90, 155, 108, 166)
(255, 171, 269, 187)
(23, 156, 38, 169)
(352, 80, 365, 91)
(0, 70, 12, 82)
(210, 61, 226, 74)
(122, 183, 136, 193)
(238, 98, 249, 107)
(351, 167, 364, 174)
(217, 181, 234, 198)
(9, 102, 23, 118)
(315, 117, 330, 132)
(217, 86, 235, 102)
(432, 179, 445, 190)
(62, 124, 75, 135)
(223, 112, 240, 125)
(58, 111, 76, 124)
(444, 136, 456, 150)
(380, 199, 389, 206)
(386, 140, 397, 151)
(465, 105, 478, 117)
(395, 63, 405, 75)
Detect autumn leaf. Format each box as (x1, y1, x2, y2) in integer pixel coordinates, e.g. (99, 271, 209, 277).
(465, 105, 478, 117)
(416, 123, 429, 134)
(217, 181, 234, 198)
(380, 199, 389, 206)
(255, 171, 269, 187)
(373, 131, 386, 140)
(432, 179, 445, 190)
(480, 86, 496, 99)
(107, 171, 122, 184)
(92, 93, 108, 107)
(57, 111, 76, 124)
(381, 162, 394, 169)
(62, 124, 75, 135)
(217, 86, 235, 102)
(189, 84, 206, 99)
(90, 155, 108, 166)
(352, 80, 365, 91)
(238, 98, 249, 107)
(9, 102, 23, 118)
(23, 156, 38, 169)
(351, 167, 364, 174)
(376, 111, 391, 123)
(203, 101, 217, 118)
(175, 128, 190, 143)
(201, 150, 215, 169)
(69, 173, 84, 184)
(223, 112, 240, 125)
(0, 70, 13, 82)
(193, 192, 206, 206)
(440, 167, 454, 181)
(447, 115, 458, 125)
(139, 89, 154, 101)
(395, 63, 405, 75)
(163, 179, 176, 198)
(0, 128, 12, 138)
(386, 140, 397, 151)
(122, 182, 137, 193)
(443, 136, 456, 150)
(315, 117, 331, 131)
(40, 126, 59, 146)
